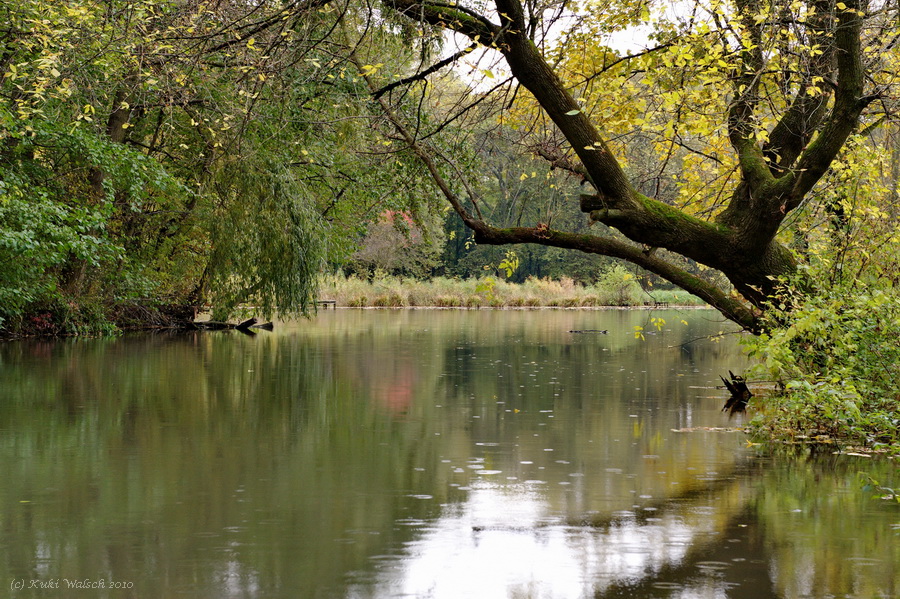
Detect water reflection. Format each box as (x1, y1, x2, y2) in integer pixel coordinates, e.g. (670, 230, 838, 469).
(354, 479, 737, 599)
(354, 452, 768, 598)
(0, 309, 897, 598)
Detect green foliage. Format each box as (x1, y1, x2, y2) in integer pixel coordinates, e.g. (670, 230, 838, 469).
(592, 264, 643, 306)
(746, 282, 900, 449)
(497, 250, 520, 279)
(0, 0, 454, 334)
(204, 157, 325, 320)
(0, 105, 173, 332)
(743, 118, 900, 448)
(0, 188, 112, 327)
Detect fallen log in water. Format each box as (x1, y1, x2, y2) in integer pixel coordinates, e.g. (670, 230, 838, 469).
(191, 318, 274, 334)
(235, 318, 257, 330)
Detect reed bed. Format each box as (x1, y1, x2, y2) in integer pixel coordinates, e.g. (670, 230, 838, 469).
(319, 273, 707, 308)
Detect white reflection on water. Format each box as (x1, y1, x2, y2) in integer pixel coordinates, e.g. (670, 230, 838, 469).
(351, 478, 726, 598)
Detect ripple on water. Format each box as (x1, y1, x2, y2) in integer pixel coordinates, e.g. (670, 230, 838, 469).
(611, 510, 636, 520)
(696, 561, 732, 572)
(844, 556, 881, 566)
(652, 582, 684, 590)
(396, 518, 428, 527)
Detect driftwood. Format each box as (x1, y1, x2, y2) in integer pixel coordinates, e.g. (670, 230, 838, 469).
(235, 318, 257, 330)
(721, 370, 752, 415)
(191, 317, 274, 335)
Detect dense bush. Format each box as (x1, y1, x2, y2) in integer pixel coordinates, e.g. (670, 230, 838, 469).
(745, 285, 900, 450)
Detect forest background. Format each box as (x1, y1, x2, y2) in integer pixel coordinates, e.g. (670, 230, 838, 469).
(2, 0, 899, 449)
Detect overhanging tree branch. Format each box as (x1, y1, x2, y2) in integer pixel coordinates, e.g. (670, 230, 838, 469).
(469, 224, 761, 330)
(354, 44, 761, 330)
(376, 0, 879, 327)
(372, 42, 479, 99)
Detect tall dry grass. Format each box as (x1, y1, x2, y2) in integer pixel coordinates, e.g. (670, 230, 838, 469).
(319, 270, 706, 308)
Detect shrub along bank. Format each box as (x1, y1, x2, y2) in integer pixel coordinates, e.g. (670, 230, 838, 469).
(745, 284, 900, 454)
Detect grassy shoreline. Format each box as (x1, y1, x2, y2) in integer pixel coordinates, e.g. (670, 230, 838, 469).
(0, 273, 707, 339)
(319, 273, 708, 309)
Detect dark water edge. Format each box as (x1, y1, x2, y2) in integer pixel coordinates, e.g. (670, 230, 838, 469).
(0, 309, 897, 598)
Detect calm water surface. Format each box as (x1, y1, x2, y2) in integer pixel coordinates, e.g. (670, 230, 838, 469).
(1, 309, 897, 598)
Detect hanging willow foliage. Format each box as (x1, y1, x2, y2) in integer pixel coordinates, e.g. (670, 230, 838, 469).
(204, 156, 327, 320)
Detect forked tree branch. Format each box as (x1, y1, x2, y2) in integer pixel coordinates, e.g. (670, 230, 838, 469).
(354, 50, 762, 330)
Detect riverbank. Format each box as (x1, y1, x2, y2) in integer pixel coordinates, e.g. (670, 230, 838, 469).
(319, 274, 707, 309)
(0, 274, 706, 339)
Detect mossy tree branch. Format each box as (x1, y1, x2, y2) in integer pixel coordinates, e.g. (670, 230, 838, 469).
(468, 224, 761, 331)
(377, 0, 875, 328)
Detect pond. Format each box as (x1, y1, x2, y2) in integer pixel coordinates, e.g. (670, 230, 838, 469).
(0, 309, 897, 598)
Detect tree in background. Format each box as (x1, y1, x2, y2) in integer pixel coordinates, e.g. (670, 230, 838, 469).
(371, 0, 898, 331)
(346, 210, 444, 278)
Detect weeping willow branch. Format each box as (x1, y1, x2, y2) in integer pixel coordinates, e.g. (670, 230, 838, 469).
(204, 156, 325, 319)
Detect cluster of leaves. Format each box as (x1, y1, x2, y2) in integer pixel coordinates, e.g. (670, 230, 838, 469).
(746, 282, 900, 450)
(0, 92, 187, 332)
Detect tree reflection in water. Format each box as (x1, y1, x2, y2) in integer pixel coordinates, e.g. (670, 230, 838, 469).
(0, 310, 897, 598)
